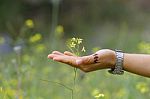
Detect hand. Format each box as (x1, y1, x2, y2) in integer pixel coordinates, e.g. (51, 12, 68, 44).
(48, 49, 116, 72)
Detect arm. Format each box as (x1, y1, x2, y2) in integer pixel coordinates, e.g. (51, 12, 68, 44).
(124, 53, 150, 77)
(48, 49, 150, 78)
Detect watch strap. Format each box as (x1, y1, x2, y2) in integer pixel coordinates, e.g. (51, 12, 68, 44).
(108, 49, 124, 75)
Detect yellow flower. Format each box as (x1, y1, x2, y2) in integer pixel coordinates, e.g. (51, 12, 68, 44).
(138, 41, 150, 54)
(6, 88, 15, 97)
(23, 54, 30, 62)
(71, 37, 76, 41)
(29, 33, 42, 43)
(35, 44, 46, 53)
(0, 36, 5, 45)
(55, 25, 64, 33)
(70, 42, 76, 48)
(136, 82, 149, 93)
(95, 94, 105, 98)
(81, 46, 86, 52)
(92, 89, 105, 98)
(25, 19, 34, 28)
(0, 86, 2, 92)
(77, 38, 83, 44)
(19, 95, 23, 99)
(66, 37, 85, 56)
(55, 25, 64, 37)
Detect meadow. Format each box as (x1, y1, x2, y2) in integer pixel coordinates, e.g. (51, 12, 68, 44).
(0, 0, 150, 99)
(0, 19, 150, 99)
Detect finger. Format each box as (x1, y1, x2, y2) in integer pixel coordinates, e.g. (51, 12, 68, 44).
(53, 56, 78, 67)
(47, 54, 60, 59)
(52, 51, 64, 55)
(64, 51, 76, 56)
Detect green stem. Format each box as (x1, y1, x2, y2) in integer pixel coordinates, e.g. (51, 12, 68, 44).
(40, 79, 74, 99)
(77, 44, 80, 56)
(67, 46, 78, 99)
(67, 41, 83, 99)
(74, 68, 77, 87)
(40, 79, 72, 92)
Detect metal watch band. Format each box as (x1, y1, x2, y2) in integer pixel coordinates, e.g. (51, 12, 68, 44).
(108, 49, 124, 75)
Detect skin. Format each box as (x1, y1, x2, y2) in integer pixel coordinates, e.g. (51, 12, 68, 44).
(48, 49, 150, 78)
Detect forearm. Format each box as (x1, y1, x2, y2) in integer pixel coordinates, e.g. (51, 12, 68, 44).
(123, 53, 150, 77)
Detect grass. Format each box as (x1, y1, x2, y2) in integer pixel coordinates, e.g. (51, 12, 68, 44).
(0, 39, 150, 99)
(0, 21, 150, 99)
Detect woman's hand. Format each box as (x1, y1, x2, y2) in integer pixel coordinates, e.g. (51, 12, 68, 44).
(48, 49, 116, 72)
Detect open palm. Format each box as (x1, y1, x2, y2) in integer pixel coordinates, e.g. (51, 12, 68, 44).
(48, 49, 115, 72)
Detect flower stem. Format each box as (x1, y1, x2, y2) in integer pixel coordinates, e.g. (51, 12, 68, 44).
(40, 79, 74, 99)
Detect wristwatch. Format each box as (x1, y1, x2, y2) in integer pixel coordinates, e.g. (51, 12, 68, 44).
(108, 49, 124, 75)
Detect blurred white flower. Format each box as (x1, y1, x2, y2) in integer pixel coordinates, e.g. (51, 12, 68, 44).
(13, 46, 22, 54)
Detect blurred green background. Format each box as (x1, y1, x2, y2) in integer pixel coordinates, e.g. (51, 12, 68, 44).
(0, 0, 150, 99)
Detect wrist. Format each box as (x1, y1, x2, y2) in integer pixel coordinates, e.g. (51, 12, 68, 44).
(107, 50, 116, 68)
(98, 49, 116, 69)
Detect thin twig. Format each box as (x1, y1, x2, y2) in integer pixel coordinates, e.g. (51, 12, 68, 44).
(74, 68, 77, 87)
(40, 79, 74, 99)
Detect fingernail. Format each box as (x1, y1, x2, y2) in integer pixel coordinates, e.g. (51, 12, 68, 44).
(48, 55, 52, 59)
(76, 59, 82, 65)
(47, 55, 50, 58)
